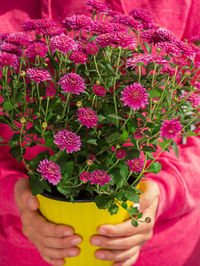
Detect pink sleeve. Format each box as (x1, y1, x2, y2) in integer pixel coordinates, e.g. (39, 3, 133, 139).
(144, 135, 200, 221)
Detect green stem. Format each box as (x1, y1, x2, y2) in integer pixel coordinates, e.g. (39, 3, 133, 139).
(108, 159, 120, 172)
(62, 92, 71, 120)
(121, 108, 133, 130)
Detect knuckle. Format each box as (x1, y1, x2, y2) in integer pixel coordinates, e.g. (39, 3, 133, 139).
(21, 225, 30, 238)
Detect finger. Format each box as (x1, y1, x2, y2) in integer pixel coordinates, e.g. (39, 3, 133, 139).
(15, 178, 39, 211)
(113, 250, 140, 266)
(95, 246, 140, 262)
(139, 180, 160, 211)
(41, 255, 65, 266)
(40, 246, 80, 259)
(90, 234, 147, 249)
(41, 235, 82, 248)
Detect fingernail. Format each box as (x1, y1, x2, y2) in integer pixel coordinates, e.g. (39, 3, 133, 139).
(98, 228, 106, 235)
(91, 239, 100, 245)
(64, 231, 72, 236)
(68, 250, 77, 257)
(96, 252, 105, 259)
(71, 238, 81, 245)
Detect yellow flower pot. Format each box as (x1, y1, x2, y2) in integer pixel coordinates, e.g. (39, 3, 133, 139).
(36, 183, 142, 266)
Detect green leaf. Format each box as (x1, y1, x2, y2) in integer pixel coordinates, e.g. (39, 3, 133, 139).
(0, 136, 4, 142)
(136, 212, 143, 219)
(107, 114, 125, 121)
(142, 146, 156, 153)
(97, 115, 106, 122)
(89, 35, 98, 42)
(120, 129, 129, 141)
(44, 134, 55, 149)
(61, 161, 74, 182)
(171, 141, 179, 158)
(187, 131, 200, 136)
(108, 204, 119, 215)
(128, 206, 139, 216)
(29, 176, 44, 196)
(120, 164, 129, 179)
(125, 189, 140, 203)
(121, 202, 127, 209)
(106, 132, 121, 144)
(9, 146, 23, 162)
(41, 179, 52, 193)
(94, 195, 114, 209)
(3, 101, 13, 112)
(131, 219, 139, 227)
(148, 89, 161, 98)
(147, 162, 162, 174)
(86, 139, 97, 145)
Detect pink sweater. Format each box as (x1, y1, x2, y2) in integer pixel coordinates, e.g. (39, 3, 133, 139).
(0, 1, 200, 265)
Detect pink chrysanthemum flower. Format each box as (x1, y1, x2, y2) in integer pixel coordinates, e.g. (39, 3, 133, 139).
(111, 32, 137, 48)
(172, 56, 186, 66)
(112, 14, 142, 30)
(90, 20, 113, 34)
(63, 15, 92, 30)
(92, 84, 106, 96)
(26, 42, 48, 58)
(36, 19, 56, 29)
(50, 34, 77, 53)
(0, 33, 9, 41)
(130, 9, 153, 24)
(187, 93, 200, 108)
(161, 66, 177, 77)
(116, 149, 126, 159)
(26, 67, 51, 83)
(54, 129, 81, 153)
(6, 32, 31, 47)
(126, 158, 144, 173)
(194, 81, 200, 91)
(79, 171, 91, 182)
(160, 119, 182, 139)
(39, 27, 64, 37)
(22, 19, 37, 31)
(89, 154, 95, 160)
(134, 131, 143, 139)
(121, 83, 149, 110)
(190, 35, 200, 43)
(126, 54, 154, 69)
(77, 107, 99, 128)
(1, 42, 22, 57)
(157, 42, 182, 56)
(85, 43, 99, 55)
(90, 170, 111, 186)
(142, 28, 176, 44)
(96, 33, 112, 47)
(109, 23, 129, 32)
(69, 51, 88, 64)
(153, 56, 169, 66)
(85, 0, 108, 13)
(174, 40, 195, 60)
(58, 73, 86, 95)
(0, 51, 19, 69)
(37, 159, 62, 185)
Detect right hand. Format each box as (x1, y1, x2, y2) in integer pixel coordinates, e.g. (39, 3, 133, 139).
(15, 178, 82, 266)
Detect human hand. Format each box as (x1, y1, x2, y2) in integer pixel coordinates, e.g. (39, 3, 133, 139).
(15, 178, 82, 266)
(90, 180, 160, 266)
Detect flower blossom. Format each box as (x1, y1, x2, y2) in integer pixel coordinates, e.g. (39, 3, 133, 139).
(35, 19, 57, 29)
(79, 171, 91, 182)
(54, 129, 81, 153)
(116, 149, 126, 159)
(63, 15, 92, 30)
(112, 14, 142, 30)
(142, 28, 176, 44)
(39, 27, 64, 37)
(25, 42, 48, 58)
(90, 170, 111, 186)
(77, 107, 99, 128)
(111, 32, 137, 48)
(96, 33, 112, 47)
(130, 9, 154, 25)
(90, 20, 113, 34)
(0, 51, 19, 69)
(22, 19, 37, 31)
(160, 119, 182, 139)
(126, 158, 144, 173)
(85, 0, 108, 13)
(50, 34, 77, 53)
(6, 32, 31, 47)
(187, 93, 200, 108)
(121, 83, 149, 110)
(1, 42, 22, 57)
(92, 85, 106, 96)
(157, 42, 182, 56)
(69, 51, 88, 64)
(26, 67, 51, 83)
(37, 159, 62, 185)
(58, 73, 86, 95)
(134, 131, 143, 139)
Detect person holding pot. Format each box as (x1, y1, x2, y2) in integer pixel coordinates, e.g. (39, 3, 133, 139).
(0, 0, 200, 266)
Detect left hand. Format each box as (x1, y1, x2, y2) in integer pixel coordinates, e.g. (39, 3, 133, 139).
(90, 180, 160, 266)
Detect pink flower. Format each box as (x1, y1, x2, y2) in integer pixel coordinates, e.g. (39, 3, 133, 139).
(194, 81, 200, 91)
(116, 150, 126, 159)
(1, 42, 22, 57)
(96, 33, 112, 47)
(160, 119, 182, 139)
(187, 93, 200, 108)
(58, 73, 86, 95)
(50, 34, 77, 53)
(77, 107, 99, 128)
(89, 154, 95, 160)
(54, 129, 81, 153)
(111, 32, 137, 48)
(142, 28, 176, 44)
(36, 19, 56, 29)
(90, 21, 113, 34)
(39, 27, 64, 37)
(174, 40, 195, 60)
(6, 32, 31, 47)
(22, 19, 37, 31)
(27, 67, 51, 83)
(37, 159, 62, 185)
(85, 43, 99, 55)
(157, 42, 182, 56)
(92, 85, 106, 96)
(130, 9, 153, 24)
(63, 15, 92, 30)
(121, 83, 149, 110)
(126, 54, 154, 69)
(79, 171, 91, 182)
(0, 51, 19, 69)
(134, 131, 143, 139)
(25, 42, 48, 58)
(152, 56, 169, 66)
(85, 0, 108, 13)
(126, 158, 144, 173)
(90, 170, 111, 186)
(0, 33, 9, 41)
(109, 23, 129, 33)
(112, 14, 142, 30)
(69, 51, 88, 64)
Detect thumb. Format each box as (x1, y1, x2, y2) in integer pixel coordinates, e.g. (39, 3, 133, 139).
(15, 178, 39, 212)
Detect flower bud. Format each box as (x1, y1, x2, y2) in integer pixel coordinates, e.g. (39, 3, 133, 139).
(116, 144, 121, 149)
(184, 71, 191, 77)
(152, 97, 160, 104)
(96, 80, 101, 85)
(156, 48, 161, 52)
(20, 117, 26, 124)
(42, 122, 48, 128)
(20, 70, 26, 76)
(43, 62, 48, 67)
(134, 131, 143, 140)
(40, 96, 43, 100)
(145, 217, 151, 223)
(76, 101, 82, 107)
(87, 159, 93, 166)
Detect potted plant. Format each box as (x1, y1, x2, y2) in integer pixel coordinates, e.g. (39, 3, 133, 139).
(0, 0, 199, 265)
